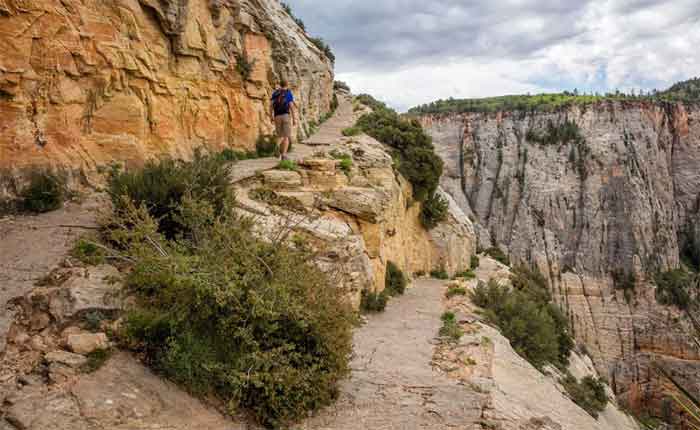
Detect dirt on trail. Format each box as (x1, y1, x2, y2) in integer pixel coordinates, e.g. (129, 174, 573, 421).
(0, 197, 102, 356)
(301, 279, 487, 430)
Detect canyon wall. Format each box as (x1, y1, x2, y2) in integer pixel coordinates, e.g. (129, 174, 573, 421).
(0, 0, 333, 195)
(419, 101, 700, 418)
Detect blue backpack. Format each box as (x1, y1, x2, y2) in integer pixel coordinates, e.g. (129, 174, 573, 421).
(273, 89, 291, 115)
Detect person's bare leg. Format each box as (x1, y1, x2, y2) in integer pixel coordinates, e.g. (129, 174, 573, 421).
(280, 137, 289, 159)
(276, 135, 283, 159)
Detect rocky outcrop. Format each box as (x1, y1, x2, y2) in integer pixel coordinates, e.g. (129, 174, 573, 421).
(0, 0, 334, 196)
(0, 100, 478, 429)
(233, 132, 476, 307)
(436, 255, 640, 430)
(419, 101, 700, 420)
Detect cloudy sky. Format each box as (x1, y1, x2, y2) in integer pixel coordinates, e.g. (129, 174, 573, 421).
(286, 0, 700, 111)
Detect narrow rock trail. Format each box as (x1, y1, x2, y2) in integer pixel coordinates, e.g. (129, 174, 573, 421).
(1, 96, 486, 429)
(302, 279, 486, 430)
(0, 198, 101, 356)
(230, 94, 355, 184)
(305, 93, 356, 146)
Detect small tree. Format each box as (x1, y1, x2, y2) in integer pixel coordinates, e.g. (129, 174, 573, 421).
(20, 170, 66, 213)
(385, 261, 407, 296)
(420, 193, 448, 229)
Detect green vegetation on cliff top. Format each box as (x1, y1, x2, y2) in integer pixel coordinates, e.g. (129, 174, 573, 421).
(409, 78, 700, 114)
(355, 94, 447, 228)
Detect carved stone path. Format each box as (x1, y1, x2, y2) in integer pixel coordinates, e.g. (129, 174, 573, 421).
(229, 95, 355, 184)
(0, 197, 101, 356)
(301, 279, 487, 430)
(304, 93, 356, 146)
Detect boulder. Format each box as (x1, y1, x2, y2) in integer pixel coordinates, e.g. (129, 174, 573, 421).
(325, 187, 390, 223)
(262, 170, 302, 189)
(66, 333, 109, 355)
(45, 351, 88, 369)
(300, 158, 339, 172)
(276, 191, 317, 208)
(47, 266, 123, 322)
(428, 188, 477, 275)
(306, 170, 348, 191)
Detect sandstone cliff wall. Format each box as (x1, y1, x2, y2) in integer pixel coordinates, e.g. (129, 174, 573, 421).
(0, 0, 334, 196)
(419, 101, 700, 418)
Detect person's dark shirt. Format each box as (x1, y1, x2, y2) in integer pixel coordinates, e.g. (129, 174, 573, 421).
(272, 89, 294, 116)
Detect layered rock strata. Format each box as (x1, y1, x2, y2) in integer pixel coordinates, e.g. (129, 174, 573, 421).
(419, 101, 700, 419)
(0, 0, 334, 196)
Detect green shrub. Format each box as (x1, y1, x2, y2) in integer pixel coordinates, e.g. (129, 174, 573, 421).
(342, 127, 362, 137)
(471, 255, 480, 269)
(107, 150, 232, 240)
(485, 246, 510, 266)
(356, 94, 387, 111)
(84, 310, 108, 332)
(420, 192, 449, 229)
(72, 238, 107, 265)
(82, 348, 113, 373)
(454, 270, 476, 280)
(471, 266, 573, 369)
(561, 374, 608, 418)
(330, 150, 353, 174)
(446, 286, 467, 299)
(330, 93, 339, 113)
(526, 120, 585, 146)
(385, 261, 407, 296)
(113, 197, 354, 428)
(216, 148, 257, 162)
(309, 37, 335, 63)
(356, 96, 444, 202)
(439, 312, 463, 342)
(217, 148, 238, 161)
(654, 269, 697, 311)
(361, 290, 389, 313)
(430, 268, 449, 280)
(281, 2, 306, 31)
(338, 158, 353, 174)
(235, 54, 256, 81)
(256, 135, 280, 157)
(277, 159, 298, 171)
(20, 170, 66, 213)
(407, 91, 663, 114)
(611, 268, 637, 303)
(681, 228, 700, 272)
(334, 81, 350, 92)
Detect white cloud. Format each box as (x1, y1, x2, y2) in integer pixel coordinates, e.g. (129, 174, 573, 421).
(337, 59, 549, 112)
(288, 0, 700, 110)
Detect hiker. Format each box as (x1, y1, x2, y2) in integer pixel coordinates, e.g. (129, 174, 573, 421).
(271, 80, 296, 160)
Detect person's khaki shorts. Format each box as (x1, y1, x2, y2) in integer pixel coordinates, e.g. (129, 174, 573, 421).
(275, 114, 292, 138)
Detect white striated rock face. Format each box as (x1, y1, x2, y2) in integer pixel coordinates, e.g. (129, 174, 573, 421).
(419, 101, 700, 418)
(437, 255, 640, 430)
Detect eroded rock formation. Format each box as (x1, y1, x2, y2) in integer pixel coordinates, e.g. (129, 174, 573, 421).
(436, 255, 640, 430)
(0, 0, 333, 196)
(419, 101, 700, 420)
(233, 132, 476, 307)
